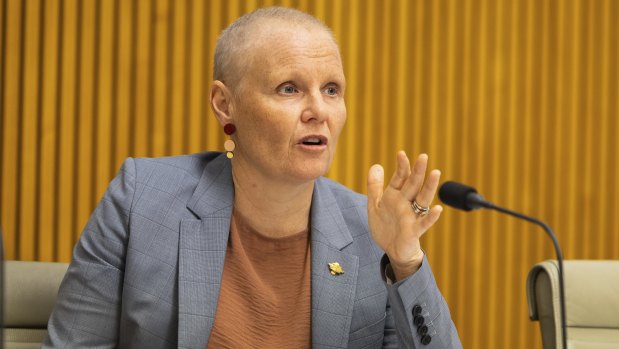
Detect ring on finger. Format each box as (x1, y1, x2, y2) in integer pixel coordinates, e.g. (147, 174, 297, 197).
(412, 200, 430, 217)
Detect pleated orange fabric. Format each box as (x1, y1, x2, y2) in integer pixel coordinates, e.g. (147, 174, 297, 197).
(207, 210, 311, 349)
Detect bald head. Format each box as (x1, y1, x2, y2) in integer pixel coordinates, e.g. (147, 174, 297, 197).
(213, 7, 338, 89)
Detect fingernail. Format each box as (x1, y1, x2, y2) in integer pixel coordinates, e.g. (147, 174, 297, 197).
(373, 166, 383, 177)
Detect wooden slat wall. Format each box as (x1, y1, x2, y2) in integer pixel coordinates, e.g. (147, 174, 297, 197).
(1, 0, 618, 347)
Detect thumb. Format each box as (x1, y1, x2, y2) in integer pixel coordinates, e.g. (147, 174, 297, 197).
(367, 164, 385, 209)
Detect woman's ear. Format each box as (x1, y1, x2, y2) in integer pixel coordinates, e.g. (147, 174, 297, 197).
(210, 80, 234, 126)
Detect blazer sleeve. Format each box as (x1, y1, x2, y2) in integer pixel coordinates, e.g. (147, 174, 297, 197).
(381, 254, 462, 349)
(42, 158, 136, 348)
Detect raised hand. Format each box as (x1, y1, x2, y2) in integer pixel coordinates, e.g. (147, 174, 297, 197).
(367, 151, 443, 281)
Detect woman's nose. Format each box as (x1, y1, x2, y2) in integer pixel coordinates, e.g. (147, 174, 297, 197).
(300, 92, 329, 123)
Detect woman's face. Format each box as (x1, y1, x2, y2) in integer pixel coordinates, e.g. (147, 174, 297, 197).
(228, 25, 347, 185)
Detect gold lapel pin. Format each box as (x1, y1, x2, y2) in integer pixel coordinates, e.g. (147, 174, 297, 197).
(328, 262, 344, 276)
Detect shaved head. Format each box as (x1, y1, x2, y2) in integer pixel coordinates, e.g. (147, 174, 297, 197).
(213, 7, 338, 90)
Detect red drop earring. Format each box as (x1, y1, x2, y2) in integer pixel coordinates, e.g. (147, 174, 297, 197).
(223, 123, 236, 159)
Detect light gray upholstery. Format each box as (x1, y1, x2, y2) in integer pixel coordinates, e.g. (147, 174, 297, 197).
(527, 260, 619, 349)
(3, 261, 69, 349)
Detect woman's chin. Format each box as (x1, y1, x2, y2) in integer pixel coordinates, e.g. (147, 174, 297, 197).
(233, 153, 333, 185)
(288, 163, 332, 183)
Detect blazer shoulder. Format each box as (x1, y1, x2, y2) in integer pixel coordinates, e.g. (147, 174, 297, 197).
(131, 151, 221, 182)
(123, 152, 225, 206)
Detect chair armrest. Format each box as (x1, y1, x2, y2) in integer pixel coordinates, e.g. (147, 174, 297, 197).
(4, 261, 69, 328)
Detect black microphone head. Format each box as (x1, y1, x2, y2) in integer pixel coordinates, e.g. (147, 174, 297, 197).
(439, 181, 481, 211)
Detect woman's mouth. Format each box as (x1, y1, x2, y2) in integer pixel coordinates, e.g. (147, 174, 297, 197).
(302, 137, 323, 145)
(298, 135, 328, 151)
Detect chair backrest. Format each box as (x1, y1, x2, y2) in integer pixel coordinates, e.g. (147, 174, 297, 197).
(3, 260, 69, 349)
(527, 260, 619, 349)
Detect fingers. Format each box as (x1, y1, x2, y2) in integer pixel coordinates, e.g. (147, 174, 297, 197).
(370, 151, 442, 213)
(414, 169, 441, 207)
(417, 205, 443, 233)
(401, 153, 428, 201)
(387, 151, 411, 190)
(396, 153, 441, 213)
(367, 164, 385, 209)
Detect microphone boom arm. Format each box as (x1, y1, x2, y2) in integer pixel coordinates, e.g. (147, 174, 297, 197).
(438, 181, 568, 349)
(483, 201, 568, 349)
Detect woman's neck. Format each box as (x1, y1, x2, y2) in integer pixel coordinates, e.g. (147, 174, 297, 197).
(231, 164, 314, 238)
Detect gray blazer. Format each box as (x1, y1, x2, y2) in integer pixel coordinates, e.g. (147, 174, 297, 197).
(43, 152, 461, 348)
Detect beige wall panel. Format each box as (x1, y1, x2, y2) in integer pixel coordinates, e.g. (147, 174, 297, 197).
(2, 1, 618, 348)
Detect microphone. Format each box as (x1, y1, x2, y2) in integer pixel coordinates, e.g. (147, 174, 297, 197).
(438, 181, 490, 211)
(438, 181, 567, 349)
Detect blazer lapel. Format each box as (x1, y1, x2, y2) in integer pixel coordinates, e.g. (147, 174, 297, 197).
(179, 154, 233, 349)
(177, 156, 361, 348)
(311, 178, 360, 348)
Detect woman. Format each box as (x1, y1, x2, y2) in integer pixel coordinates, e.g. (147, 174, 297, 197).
(44, 7, 461, 349)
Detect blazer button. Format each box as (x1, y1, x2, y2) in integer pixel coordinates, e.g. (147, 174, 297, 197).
(421, 334, 432, 345)
(413, 304, 423, 316)
(413, 315, 425, 327)
(417, 325, 428, 336)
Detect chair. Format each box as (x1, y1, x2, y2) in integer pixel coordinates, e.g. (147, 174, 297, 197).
(3, 260, 69, 349)
(527, 260, 619, 349)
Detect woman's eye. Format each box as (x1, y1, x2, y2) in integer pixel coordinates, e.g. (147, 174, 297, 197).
(324, 86, 339, 96)
(279, 84, 298, 94)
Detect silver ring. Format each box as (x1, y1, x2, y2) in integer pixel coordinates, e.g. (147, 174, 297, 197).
(412, 200, 430, 217)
